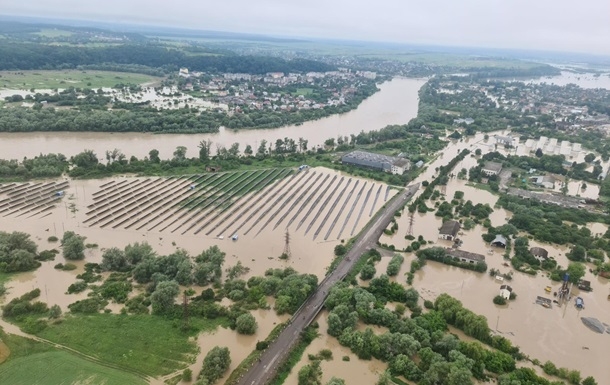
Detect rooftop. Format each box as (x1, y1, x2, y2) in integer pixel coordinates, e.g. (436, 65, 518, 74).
(445, 248, 485, 262)
(439, 220, 461, 237)
(491, 234, 507, 245)
(342, 150, 395, 165)
(530, 247, 549, 258)
(483, 162, 503, 172)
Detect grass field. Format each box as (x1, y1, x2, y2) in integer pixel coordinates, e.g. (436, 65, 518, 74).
(36, 314, 227, 376)
(0, 70, 160, 90)
(293, 87, 314, 96)
(32, 28, 74, 38)
(0, 351, 147, 385)
(0, 328, 146, 384)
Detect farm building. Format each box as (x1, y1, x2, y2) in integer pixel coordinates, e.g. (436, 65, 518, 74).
(482, 162, 503, 176)
(499, 284, 513, 300)
(438, 220, 461, 241)
(530, 175, 555, 189)
(341, 150, 410, 175)
(530, 247, 549, 261)
(494, 135, 516, 147)
(491, 234, 507, 248)
(445, 248, 485, 264)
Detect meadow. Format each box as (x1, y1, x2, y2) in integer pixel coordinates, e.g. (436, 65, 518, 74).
(0, 70, 160, 90)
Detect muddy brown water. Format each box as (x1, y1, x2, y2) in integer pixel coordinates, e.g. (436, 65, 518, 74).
(1, 128, 610, 383)
(0, 168, 394, 307)
(0, 78, 425, 161)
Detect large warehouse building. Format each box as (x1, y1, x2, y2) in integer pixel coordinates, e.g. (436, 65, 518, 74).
(341, 150, 410, 175)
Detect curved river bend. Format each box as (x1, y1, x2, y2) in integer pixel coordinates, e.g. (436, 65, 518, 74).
(0, 78, 426, 160)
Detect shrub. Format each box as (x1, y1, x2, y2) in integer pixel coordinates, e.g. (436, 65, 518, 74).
(493, 295, 507, 305)
(48, 236, 59, 242)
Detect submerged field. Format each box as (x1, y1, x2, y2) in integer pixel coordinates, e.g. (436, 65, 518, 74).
(0, 70, 160, 90)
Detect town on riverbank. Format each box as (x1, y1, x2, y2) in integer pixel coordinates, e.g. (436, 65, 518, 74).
(1, 19, 609, 385)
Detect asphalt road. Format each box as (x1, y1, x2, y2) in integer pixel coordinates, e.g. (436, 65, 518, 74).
(236, 183, 420, 385)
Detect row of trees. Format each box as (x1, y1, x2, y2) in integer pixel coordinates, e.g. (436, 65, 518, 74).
(0, 41, 335, 74)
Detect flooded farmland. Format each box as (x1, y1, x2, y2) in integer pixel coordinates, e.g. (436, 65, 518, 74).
(0, 167, 396, 308)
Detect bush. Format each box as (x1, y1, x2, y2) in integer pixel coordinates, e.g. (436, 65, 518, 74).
(423, 300, 434, 309)
(493, 295, 507, 305)
(48, 236, 59, 242)
(319, 349, 333, 360)
(182, 368, 193, 382)
(235, 312, 258, 335)
(360, 263, 376, 280)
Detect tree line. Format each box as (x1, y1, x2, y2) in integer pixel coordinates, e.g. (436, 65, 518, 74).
(0, 41, 335, 74)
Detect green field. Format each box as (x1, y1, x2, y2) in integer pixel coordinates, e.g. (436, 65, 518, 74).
(0, 70, 160, 89)
(0, 329, 146, 384)
(0, 351, 147, 385)
(32, 28, 74, 38)
(36, 314, 225, 376)
(293, 87, 314, 96)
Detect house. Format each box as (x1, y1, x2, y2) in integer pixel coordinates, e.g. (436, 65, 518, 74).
(491, 234, 507, 248)
(438, 220, 461, 241)
(530, 247, 549, 261)
(454, 118, 474, 125)
(482, 162, 503, 176)
(494, 135, 516, 147)
(415, 160, 424, 168)
(530, 175, 555, 189)
(391, 159, 410, 175)
(341, 151, 410, 175)
(499, 285, 513, 300)
(445, 248, 485, 264)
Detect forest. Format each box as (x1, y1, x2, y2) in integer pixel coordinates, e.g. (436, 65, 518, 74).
(0, 41, 334, 74)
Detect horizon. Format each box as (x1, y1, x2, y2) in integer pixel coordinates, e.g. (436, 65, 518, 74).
(2, 14, 610, 63)
(2, 0, 610, 57)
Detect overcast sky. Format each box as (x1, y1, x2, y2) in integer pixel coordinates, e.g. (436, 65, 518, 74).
(4, 0, 610, 55)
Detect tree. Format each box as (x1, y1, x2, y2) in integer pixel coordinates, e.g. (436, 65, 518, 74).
(173, 146, 187, 161)
(257, 140, 267, 157)
(72, 150, 99, 168)
(235, 312, 258, 335)
(298, 360, 322, 385)
(244, 144, 253, 156)
(100, 247, 129, 271)
(325, 378, 345, 385)
(584, 153, 596, 163)
(582, 376, 598, 385)
(198, 140, 212, 161)
(151, 280, 180, 314)
(48, 304, 62, 319)
(376, 370, 392, 385)
(360, 263, 376, 280)
(567, 245, 586, 261)
(566, 262, 586, 283)
(149, 149, 160, 163)
(535, 148, 543, 158)
(62, 233, 85, 260)
(199, 346, 231, 384)
(475, 148, 482, 156)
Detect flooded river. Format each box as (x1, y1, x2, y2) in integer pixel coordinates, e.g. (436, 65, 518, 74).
(0, 77, 425, 160)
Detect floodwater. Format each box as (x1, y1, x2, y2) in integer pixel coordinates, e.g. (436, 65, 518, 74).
(376, 130, 610, 381)
(524, 71, 610, 90)
(0, 167, 395, 312)
(0, 77, 425, 160)
(185, 306, 288, 385)
(284, 312, 388, 385)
